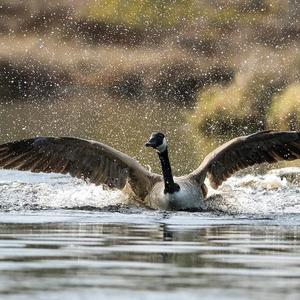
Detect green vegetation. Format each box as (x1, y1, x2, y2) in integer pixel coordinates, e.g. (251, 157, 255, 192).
(267, 84, 300, 131)
(189, 70, 288, 138)
(84, 0, 199, 29)
(83, 0, 279, 30)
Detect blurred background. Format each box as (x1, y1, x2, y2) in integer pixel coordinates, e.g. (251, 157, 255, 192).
(0, 0, 299, 173)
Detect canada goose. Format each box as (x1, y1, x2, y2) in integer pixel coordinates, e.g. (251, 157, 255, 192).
(0, 130, 299, 210)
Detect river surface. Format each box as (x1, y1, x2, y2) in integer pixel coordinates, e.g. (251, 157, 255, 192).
(0, 168, 300, 300)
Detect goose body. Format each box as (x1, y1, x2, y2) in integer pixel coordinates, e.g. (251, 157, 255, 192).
(145, 177, 207, 210)
(0, 130, 299, 211)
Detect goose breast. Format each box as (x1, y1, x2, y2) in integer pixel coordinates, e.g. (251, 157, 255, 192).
(146, 177, 207, 210)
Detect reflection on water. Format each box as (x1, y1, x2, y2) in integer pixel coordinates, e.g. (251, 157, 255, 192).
(0, 212, 300, 300)
(0, 168, 299, 299)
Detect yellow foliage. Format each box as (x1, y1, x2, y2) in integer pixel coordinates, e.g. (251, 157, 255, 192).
(85, 0, 199, 28)
(189, 70, 286, 137)
(267, 84, 300, 130)
(82, 0, 280, 30)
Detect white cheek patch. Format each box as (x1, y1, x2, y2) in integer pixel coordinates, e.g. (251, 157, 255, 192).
(156, 137, 167, 153)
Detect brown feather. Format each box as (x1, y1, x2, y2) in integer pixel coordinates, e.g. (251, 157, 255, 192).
(0, 136, 160, 197)
(190, 130, 300, 189)
(2, 152, 33, 169)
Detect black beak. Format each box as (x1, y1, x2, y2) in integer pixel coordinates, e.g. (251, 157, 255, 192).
(145, 138, 156, 148)
(145, 141, 154, 148)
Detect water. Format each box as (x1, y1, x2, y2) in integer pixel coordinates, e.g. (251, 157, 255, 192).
(0, 168, 300, 299)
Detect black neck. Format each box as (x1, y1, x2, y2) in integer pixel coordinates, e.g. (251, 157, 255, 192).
(157, 148, 180, 194)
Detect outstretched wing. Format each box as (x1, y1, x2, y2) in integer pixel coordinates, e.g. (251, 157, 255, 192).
(0, 137, 159, 196)
(189, 131, 300, 189)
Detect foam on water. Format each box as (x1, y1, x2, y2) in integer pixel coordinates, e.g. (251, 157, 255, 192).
(0, 170, 125, 211)
(206, 167, 300, 214)
(0, 168, 299, 214)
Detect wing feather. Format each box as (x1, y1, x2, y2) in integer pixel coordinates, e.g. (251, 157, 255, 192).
(190, 131, 300, 189)
(0, 137, 160, 196)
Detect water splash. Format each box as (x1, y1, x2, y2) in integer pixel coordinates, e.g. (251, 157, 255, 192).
(0, 168, 299, 214)
(0, 170, 125, 211)
(206, 168, 300, 214)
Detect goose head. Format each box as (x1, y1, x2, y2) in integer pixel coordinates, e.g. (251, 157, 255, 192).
(145, 132, 167, 153)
